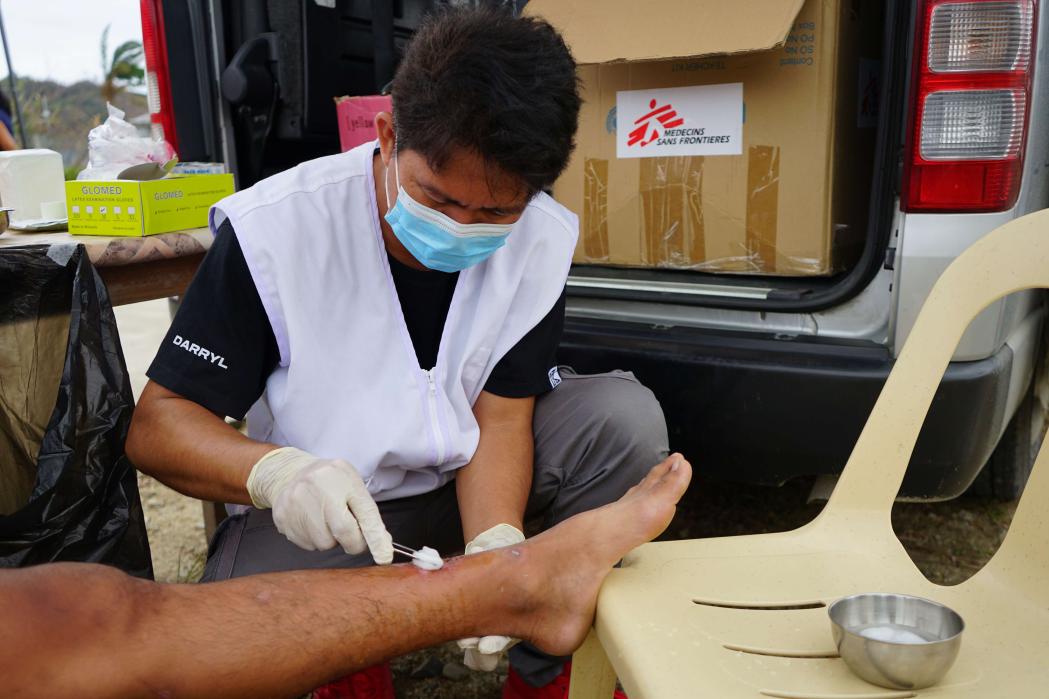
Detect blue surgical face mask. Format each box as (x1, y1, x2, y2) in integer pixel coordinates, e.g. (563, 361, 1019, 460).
(383, 150, 514, 273)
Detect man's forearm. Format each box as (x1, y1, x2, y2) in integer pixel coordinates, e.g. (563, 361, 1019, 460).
(127, 380, 275, 505)
(457, 393, 536, 543)
(456, 437, 532, 541)
(0, 122, 18, 151)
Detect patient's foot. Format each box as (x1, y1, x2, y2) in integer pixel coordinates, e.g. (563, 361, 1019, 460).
(510, 454, 692, 656)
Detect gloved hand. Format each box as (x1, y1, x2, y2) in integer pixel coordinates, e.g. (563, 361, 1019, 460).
(246, 447, 394, 564)
(457, 523, 526, 671)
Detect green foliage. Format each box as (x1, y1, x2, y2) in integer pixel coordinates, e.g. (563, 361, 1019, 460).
(1, 74, 147, 172)
(100, 24, 145, 104)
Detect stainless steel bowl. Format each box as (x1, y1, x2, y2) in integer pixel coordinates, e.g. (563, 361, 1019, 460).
(829, 593, 964, 690)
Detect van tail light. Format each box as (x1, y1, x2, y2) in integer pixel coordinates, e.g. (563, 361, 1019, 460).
(140, 0, 179, 155)
(902, 0, 1037, 213)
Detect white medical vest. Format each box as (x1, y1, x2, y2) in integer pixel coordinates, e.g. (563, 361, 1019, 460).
(210, 141, 577, 501)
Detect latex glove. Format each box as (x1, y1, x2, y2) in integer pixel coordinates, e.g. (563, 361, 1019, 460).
(246, 447, 394, 564)
(457, 523, 526, 671)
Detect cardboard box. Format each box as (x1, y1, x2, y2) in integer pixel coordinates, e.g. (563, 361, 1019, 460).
(335, 95, 392, 152)
(527, 0, 882, 276)
(65, 174, 235, 236)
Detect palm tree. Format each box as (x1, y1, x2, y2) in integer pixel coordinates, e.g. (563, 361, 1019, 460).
(100, 24, 144, 104)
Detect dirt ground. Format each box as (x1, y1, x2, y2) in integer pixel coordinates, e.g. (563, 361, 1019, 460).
(115, 300, 1019, 698)
(114, 300, 209, 583)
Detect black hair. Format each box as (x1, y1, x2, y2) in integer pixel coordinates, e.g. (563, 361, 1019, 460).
(0, 90, 10, 116)
(390, 5, 580, 195)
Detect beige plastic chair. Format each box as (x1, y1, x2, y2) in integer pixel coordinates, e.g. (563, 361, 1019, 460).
(568, 209, 1049, 699)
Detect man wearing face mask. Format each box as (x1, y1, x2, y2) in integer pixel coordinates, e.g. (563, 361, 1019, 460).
(128, 6, 669, 699)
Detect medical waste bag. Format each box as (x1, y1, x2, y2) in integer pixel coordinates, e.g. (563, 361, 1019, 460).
(0, 244, 152, 578)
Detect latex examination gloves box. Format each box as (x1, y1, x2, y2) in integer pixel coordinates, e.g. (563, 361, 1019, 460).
(65, 174, 234, 236)
(527, 0, 882, 276)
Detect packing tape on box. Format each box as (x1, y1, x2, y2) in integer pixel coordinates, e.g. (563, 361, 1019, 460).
(745, 145, 781, 274)
(582, 158, 609, 261)
(640, 156, 704, 268)
(581, 148, 782, 273)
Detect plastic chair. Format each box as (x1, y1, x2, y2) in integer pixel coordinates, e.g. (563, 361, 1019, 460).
(568, 209, 1049, 699)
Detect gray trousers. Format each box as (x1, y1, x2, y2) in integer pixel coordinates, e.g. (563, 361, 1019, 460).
(201, 368, 669, 687)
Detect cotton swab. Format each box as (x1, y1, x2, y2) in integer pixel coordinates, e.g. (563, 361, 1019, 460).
(367, 473, 443, 571)
(392, 542, 444, 570)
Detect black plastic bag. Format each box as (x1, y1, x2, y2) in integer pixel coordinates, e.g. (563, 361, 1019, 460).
(0, 244, 152, 578)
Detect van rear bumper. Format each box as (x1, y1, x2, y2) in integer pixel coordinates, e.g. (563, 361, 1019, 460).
(558, 317, 1011, 499)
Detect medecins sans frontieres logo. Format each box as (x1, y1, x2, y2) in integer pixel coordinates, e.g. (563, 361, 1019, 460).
(627, 99, 685, 148)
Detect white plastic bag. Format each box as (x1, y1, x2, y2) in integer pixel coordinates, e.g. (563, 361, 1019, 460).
(77, 104, 176, 180)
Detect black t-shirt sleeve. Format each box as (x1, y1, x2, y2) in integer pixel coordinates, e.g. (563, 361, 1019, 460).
(146, 221, 280, 419)
(483, 288, 566, 399)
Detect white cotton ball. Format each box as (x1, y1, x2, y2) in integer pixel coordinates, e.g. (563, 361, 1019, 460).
(412, 546, 444, 570)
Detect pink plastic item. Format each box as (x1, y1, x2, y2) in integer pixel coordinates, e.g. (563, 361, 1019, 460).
(335, 95, 393, 152)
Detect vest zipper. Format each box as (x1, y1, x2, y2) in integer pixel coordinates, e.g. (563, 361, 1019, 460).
(426, 369, 447, 466)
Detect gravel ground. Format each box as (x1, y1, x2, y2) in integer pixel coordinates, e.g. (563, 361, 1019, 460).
(116, 300, 1018, 698)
